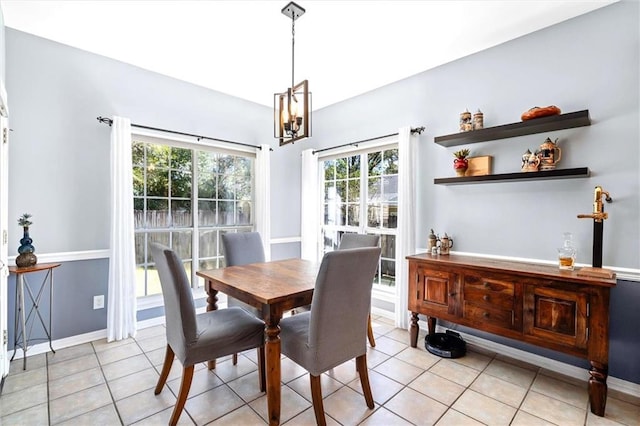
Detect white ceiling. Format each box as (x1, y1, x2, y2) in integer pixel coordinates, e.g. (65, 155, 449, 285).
(1, 0, 616, 109)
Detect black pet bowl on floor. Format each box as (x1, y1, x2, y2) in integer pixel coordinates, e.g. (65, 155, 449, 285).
(425, 330, 466, 358)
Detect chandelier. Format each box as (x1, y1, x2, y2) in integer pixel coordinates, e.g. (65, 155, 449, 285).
(274, 2, 311, 146)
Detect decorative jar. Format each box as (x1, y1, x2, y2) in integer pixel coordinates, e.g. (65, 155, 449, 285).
(557, 232, 577, 270)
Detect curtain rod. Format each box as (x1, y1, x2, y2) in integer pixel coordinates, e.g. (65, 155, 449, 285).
(96, 116, 271, 151)
(312, 126, 425, 155)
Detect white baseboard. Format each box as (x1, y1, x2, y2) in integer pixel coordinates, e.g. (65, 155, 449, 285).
(10, 312, 639, 400)
(431, 322, 640, 399)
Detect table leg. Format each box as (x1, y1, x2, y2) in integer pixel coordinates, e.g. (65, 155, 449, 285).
(10, 275, 19, 363)
(265, 317, 282, 426)
(205, 282, 219, 370)
(49, 270, 55, 353)
(19, 275, 27, 370)
(410, 312, 419, 347)
(427, 316, 437, 335)
(588, 360, 608, 416)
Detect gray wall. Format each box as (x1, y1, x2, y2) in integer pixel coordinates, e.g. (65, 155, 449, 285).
(6, 29, 275, 254)
(5, 28, 275, 339)
(4, 1, 639, 385)
(312, 1, 639, 270)
(307, 1, 640, 384)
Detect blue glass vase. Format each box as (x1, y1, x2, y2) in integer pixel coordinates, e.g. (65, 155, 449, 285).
(16, 226, 37, 267)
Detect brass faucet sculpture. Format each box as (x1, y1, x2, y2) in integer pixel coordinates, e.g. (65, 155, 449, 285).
(577, 186, 614, 277)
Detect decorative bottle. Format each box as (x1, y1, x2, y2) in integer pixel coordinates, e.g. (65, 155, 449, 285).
(557, 232, 577, 271)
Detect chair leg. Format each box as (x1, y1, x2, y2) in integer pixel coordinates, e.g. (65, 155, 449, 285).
(356, 355, 374, 409)
(257, 346, 266, 392)
(233, 353, 238, 365)
(367, 313, 376, 347)
(310, 374, 327, 426)
(169, 365, 194, 426)
(155, 344, 174, 395)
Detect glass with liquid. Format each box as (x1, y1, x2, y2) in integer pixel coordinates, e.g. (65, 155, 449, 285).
(557, 232, 577, 270)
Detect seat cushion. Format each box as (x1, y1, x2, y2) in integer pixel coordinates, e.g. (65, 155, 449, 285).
(228, 297, 261, 317)
(279, 311, 312, 369)
(180, 307, 265, 366)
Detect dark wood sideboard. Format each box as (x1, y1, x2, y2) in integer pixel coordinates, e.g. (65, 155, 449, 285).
(406, 253, 616, 417)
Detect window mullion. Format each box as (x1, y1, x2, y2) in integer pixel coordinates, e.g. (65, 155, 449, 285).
(360, 153, 367, 234)
(191, 149, 198, 288)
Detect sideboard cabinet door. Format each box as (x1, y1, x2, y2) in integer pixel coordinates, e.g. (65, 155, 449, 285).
(523, 284, 589, 350)
(409, 263, 462, 319)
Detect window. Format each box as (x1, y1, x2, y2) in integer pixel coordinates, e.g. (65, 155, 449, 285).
(132, 139, 254, 298)
(321, 147, 398, 290)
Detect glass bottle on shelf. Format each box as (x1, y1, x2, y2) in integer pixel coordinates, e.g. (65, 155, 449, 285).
(557, 232, 577, 270)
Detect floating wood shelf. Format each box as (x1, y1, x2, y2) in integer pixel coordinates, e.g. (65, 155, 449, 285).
(434, 110, 591, 147)
(434, 167, 590, 185)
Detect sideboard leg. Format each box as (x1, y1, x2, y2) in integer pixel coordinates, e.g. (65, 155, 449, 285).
(410, 312, 419, 347)
(588, 360, 608, 416)
(427, 316, 436, 335)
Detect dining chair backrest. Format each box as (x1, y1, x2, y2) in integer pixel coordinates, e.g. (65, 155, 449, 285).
(308, 247, 381, 372)
(221, 232, 265, 266)
(150, 242, 198, 360)
(338, 234, 380, 250)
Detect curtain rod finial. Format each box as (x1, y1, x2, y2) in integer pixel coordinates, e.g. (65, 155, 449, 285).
(97, 116, 113, 126)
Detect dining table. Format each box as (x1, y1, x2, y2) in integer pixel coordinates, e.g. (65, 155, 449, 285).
(196, 258, 319, 426)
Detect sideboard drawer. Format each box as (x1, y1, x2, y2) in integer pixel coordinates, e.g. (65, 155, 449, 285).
(464, 274, 516, 311)
(464, 303, 515, 330)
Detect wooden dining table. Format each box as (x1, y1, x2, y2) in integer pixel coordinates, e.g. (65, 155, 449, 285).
(196, 258, 319, 426)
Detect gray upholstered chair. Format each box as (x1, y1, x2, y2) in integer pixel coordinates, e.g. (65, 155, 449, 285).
(220, 231, 265, 364)
(294, 233, 381, 347)
(279, 247, 381, 426)
(338, 234, 381, 347)
(150, 242, 265, 426)
(338, 233, 381, 250)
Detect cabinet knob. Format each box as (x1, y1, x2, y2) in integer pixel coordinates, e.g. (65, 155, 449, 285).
(483, 282, 490, 288)
(483, 295, 490, 301)
(483, 312, 490, 318)
(449, 292, 457, 297)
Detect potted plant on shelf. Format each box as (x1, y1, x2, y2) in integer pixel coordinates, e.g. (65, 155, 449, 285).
(453, 149, 470, 176)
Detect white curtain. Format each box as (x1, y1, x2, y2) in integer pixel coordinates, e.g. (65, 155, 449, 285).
(395, 126, 416, 329)
(107, 116, 137, 342)
(300, 149, 319, 261)
(255, 144, 271, 261)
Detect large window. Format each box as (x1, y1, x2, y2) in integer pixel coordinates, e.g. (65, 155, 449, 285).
(321, 147, 398, 290)
(132, 139, 254, 298)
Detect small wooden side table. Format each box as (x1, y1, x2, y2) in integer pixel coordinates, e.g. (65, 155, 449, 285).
(9, 263, 61, 370)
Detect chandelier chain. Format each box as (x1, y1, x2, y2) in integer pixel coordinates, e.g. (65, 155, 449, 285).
(291, 16, 295, 90)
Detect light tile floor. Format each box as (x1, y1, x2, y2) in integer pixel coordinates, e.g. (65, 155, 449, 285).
(1, 316, 638, 425)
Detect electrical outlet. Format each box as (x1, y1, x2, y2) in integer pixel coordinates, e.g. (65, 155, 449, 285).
(93, 295, 105, 310)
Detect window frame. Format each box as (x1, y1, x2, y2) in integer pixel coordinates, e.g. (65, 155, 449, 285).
(132, 130, 257, 307)
(317, 138, 399, 295)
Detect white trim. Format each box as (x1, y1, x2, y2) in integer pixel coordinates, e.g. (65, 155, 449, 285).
(270, 236, 301, 244)
(371, 305, 395, 320)
(429, 323, 640, 399)
(8, 249, 110, 263)
(132, 129, 257, 156)
(416, 249, 640, 282)
(316, 137, 397, 160)
(0, 78, 8, 117)
(8, 248, 637, 282)
(13, 315, 639, 399)
(137, 288, 207, 311)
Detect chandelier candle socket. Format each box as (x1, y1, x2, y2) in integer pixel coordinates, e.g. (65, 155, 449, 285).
(274, 2, 311, 146)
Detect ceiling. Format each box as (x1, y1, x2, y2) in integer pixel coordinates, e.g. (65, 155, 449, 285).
(1, 1, 616, 110)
